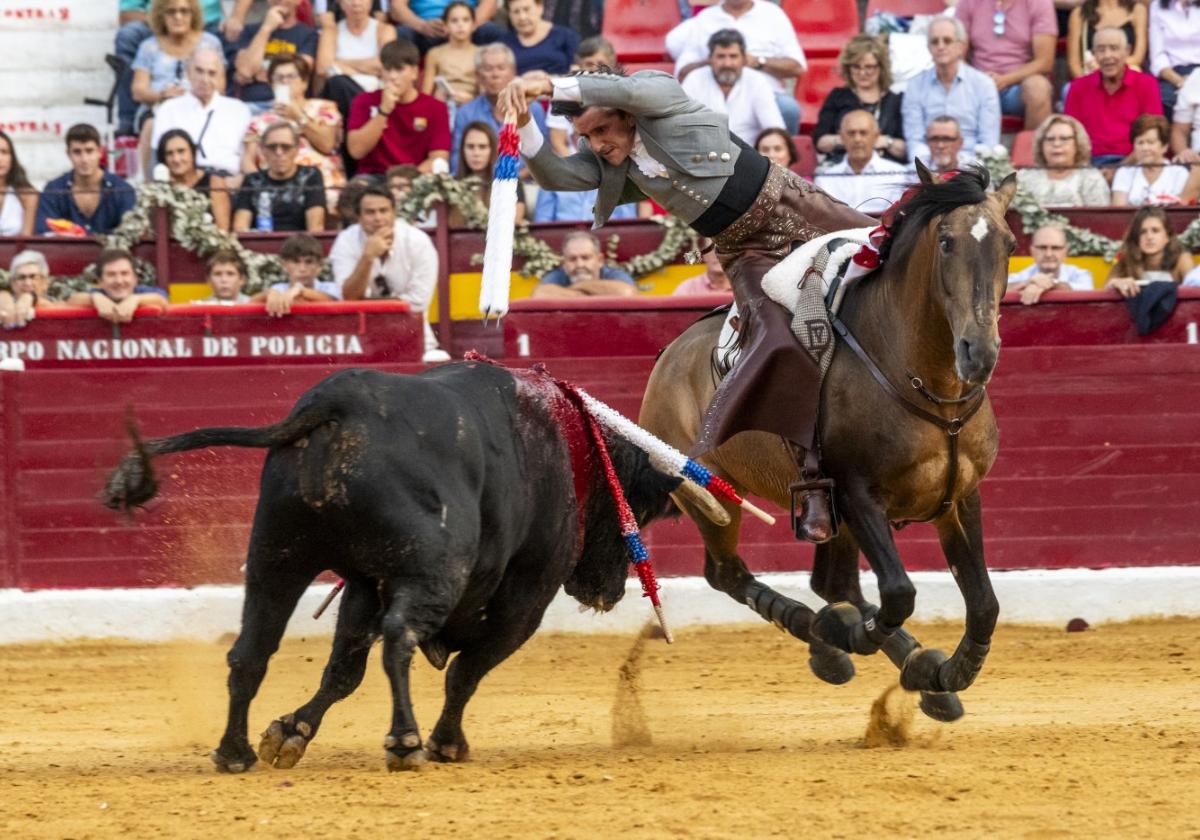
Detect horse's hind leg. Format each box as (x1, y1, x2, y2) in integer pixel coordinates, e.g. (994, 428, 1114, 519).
(902, 490, 997, 699)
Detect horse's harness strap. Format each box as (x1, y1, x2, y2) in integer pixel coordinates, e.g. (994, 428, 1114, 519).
(829, 314, 986, 521)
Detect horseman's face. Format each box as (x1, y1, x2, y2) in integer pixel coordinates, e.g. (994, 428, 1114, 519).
(573, 107, 636, 166)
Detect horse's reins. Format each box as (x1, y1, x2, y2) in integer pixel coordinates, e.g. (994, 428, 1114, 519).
(829, 313, 986, 524)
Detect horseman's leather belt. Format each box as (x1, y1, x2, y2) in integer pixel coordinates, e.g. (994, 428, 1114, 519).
(691, 134, 770, 237)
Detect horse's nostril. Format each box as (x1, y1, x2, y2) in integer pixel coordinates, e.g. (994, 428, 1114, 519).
(959, 338, 973, 363)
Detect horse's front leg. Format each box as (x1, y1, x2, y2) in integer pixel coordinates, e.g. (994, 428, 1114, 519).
(901, 489, 997, 696)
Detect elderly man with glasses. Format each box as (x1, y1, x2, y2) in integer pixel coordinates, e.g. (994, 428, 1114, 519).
(233, 122, 327, 232)
(924, 115, 977, 173)
(901, 17, 1001, 165)
(0, 251, 64, 329)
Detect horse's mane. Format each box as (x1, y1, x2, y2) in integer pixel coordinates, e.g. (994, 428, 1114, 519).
(880, 165, 992, 264)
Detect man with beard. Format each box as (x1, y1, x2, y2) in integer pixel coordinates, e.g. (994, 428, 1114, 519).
(531, 231, 637, 298)
(681, 29, 785, 146)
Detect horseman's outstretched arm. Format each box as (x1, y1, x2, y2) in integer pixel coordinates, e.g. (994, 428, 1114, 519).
(518, 121, 604, 192)
(570, 70, 700, 119)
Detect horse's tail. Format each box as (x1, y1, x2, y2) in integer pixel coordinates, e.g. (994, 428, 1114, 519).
(102, 403, 338, 512)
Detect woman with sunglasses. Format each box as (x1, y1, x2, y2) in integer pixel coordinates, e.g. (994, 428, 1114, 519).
(156, 128, 231, 229)
(813, 35, 905, 164)
(131, 0, 222, 173)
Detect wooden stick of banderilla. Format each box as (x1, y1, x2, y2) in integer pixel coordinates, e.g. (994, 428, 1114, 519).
(312, 578, 345, 620)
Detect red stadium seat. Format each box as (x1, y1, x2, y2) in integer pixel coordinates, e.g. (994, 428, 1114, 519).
(790, 134, 818, 178)
(1011, 130, 1036, 168)
(603, 0, 682, 63)
(795, 56, 841, 133)
(865, 0, 946, 17)
(781, 0, 860, 58)
(1001, 115, 1024, 134)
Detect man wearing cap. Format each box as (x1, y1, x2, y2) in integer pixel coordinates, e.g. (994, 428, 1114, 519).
(499, 68, 874, 542)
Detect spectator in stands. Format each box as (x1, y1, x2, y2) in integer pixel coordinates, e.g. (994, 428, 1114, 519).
(130, 0, 224, 176)
(347, 39, 452, 176)
(234, 0, 318, 107)
(243, 55, 343, 206)
(329, 184, 449, 362)
(1112, 114, 1193, 205)
(387, 0, 504, 55)
(755, 128, 797, 169)
(680, 29, 785, 146)
(1105, 205, 1195, 296)
(902, 17, 1000, 166)
(1007, 223, 1094, 304)
(666, 0, 806, 134)
(335, 177, 373, 226)
(542, 0, 600, 40)
(1066, 0, 1146, 83)
(924, 116, 976, 173)
(955, 0, 1056, 131)
(0, 130, 37, 237)
(0, 251, 61, 329)
(1064, 27, 1163, 165)
(36, 124, 137, 236)
(672, 244, 733, 297)
(66, 249, 169, 322)
(317, 0, 398, 120)
(115, 0, 253, 137)
(814, 35, 905, 165)
(452, 44, 547, 174)
(546, 36, 618, 157)
(256, 233, 340, 316)
(1148, 0, 1200, 122)
(152, 46, 252, 177)
(156, 128, 231, 229)
(387, 163, 421, 204)
(814, 111, 912, 214)
(420, 2, 479, 116)
(1018, 114, 1111, 205)
(198, 249, 250, 303)
(234, 123, 327, 232)
(453, 122, 527, 224)
(532, 231, 638, 299)
(1170, 68, 1200, 163)
(502, 0, 580, 75)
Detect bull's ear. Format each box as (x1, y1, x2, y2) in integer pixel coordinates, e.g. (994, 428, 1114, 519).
(994, 173, 1018, 213)
(915, 158, 934, 185)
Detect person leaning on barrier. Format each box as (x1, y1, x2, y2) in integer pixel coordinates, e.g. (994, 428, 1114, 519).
(254, 232, 341, 317)
(1006, 224, 1095, 305)
(197, 249, 249, 304)
(532, 231, 638, 299)
(0, 251, 66, 329)
(66, 249, 169, 324)
(1105, 205, 1195, 298)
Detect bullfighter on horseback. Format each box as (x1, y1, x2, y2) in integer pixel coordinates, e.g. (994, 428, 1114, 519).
(499, 68, 875, 543)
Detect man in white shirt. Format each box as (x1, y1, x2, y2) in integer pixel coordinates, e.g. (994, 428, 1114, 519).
(681, 29, 785, 146)
(1007, 224, 1094, 305)
(1170, 68, 1200, 164)
(815, 110, 912, 214)
(330, 184, 449, 362)
(151, 46, 252, 177)
(666, 0, 805, 133)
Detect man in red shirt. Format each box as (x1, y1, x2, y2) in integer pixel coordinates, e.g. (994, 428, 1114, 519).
(346, 39, 451, 176)
(1064, 27, 1163, 165)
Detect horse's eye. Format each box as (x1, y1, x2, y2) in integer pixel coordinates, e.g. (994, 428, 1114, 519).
(939, 237, 953, 254)
(1007, 238, 1017, 255)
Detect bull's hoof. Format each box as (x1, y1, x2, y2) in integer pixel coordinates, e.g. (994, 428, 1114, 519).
(919, 691, 964, 723)
(808, 643, 855, 685)
(258, 715, 313, 769)
(425, 737, 470, 763)
(811, 602, 863, 654)
(900, 647, 948, 693)
(211, 744, 258, 774)
(384, 732, 427, 772)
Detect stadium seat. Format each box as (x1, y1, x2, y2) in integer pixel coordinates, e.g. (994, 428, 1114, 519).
(790, 134, 818, 178)
(865, 0, 947, 17)
(1011, 130, 1035, 168)
(794, 56, 841, 133)
(1001, 115, 1024, 134)
(781, 0, 860, 58)
(603, 0, 682, 63)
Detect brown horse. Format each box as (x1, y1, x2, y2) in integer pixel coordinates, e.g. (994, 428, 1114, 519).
(640, 163, 1018, 720)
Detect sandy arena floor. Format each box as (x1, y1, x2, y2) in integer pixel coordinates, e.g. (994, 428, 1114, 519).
(1, 619, 1197, 839)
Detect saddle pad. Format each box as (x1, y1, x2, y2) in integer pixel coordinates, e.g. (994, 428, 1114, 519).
(760, 226, 876, 315)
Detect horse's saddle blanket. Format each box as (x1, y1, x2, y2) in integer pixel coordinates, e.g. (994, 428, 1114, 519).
(716, 227, 876, 375)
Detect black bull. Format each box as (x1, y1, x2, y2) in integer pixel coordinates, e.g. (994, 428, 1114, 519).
(103, 362, 690, 772)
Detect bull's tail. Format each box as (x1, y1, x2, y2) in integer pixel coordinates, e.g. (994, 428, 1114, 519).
(102, 402, 338, 512)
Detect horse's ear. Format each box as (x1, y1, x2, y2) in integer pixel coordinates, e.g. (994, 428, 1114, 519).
(915, 158, 934, 185)
(994, 173, 1018, 212)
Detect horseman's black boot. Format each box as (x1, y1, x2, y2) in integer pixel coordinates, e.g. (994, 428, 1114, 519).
(787, 444, 837, 544)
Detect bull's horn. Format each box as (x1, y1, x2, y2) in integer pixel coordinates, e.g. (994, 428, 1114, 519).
(671, 481, 731, 527)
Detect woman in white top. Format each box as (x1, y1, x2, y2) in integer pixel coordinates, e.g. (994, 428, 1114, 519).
(0, 130, 36, 236)
(1018, 115, 1111, 207)
(1112, 114, 1195, 205)
(317, 0, 397, 122)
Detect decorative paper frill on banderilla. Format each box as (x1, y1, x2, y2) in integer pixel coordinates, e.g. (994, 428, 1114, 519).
(478, 121, 521, 321)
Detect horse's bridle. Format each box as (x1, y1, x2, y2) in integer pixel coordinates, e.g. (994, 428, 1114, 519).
(829, 313, 986, 525)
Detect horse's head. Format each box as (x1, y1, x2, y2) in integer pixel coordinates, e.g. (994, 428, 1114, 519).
(900, 162, 1017, 385)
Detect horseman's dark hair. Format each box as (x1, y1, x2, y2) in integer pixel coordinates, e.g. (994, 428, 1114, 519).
(883, 164, 992, 263)
(550, 65, 629, 118)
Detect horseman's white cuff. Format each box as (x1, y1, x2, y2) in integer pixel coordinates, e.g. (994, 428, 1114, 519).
(517, 120, 545, 157)
(550, 78, 581, 102)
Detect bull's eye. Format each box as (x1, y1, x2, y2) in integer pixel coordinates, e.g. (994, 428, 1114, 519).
(939, 236, 953, 254)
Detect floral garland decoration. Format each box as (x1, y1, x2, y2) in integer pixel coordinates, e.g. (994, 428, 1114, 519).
(976, 146, 1200, 259)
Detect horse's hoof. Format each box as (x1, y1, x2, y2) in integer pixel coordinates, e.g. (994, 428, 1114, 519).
(919, 691, 964, 723)
(811, 602, 863, 654)
(808, 644, 855, 685)
(900, 647, 948, 693)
